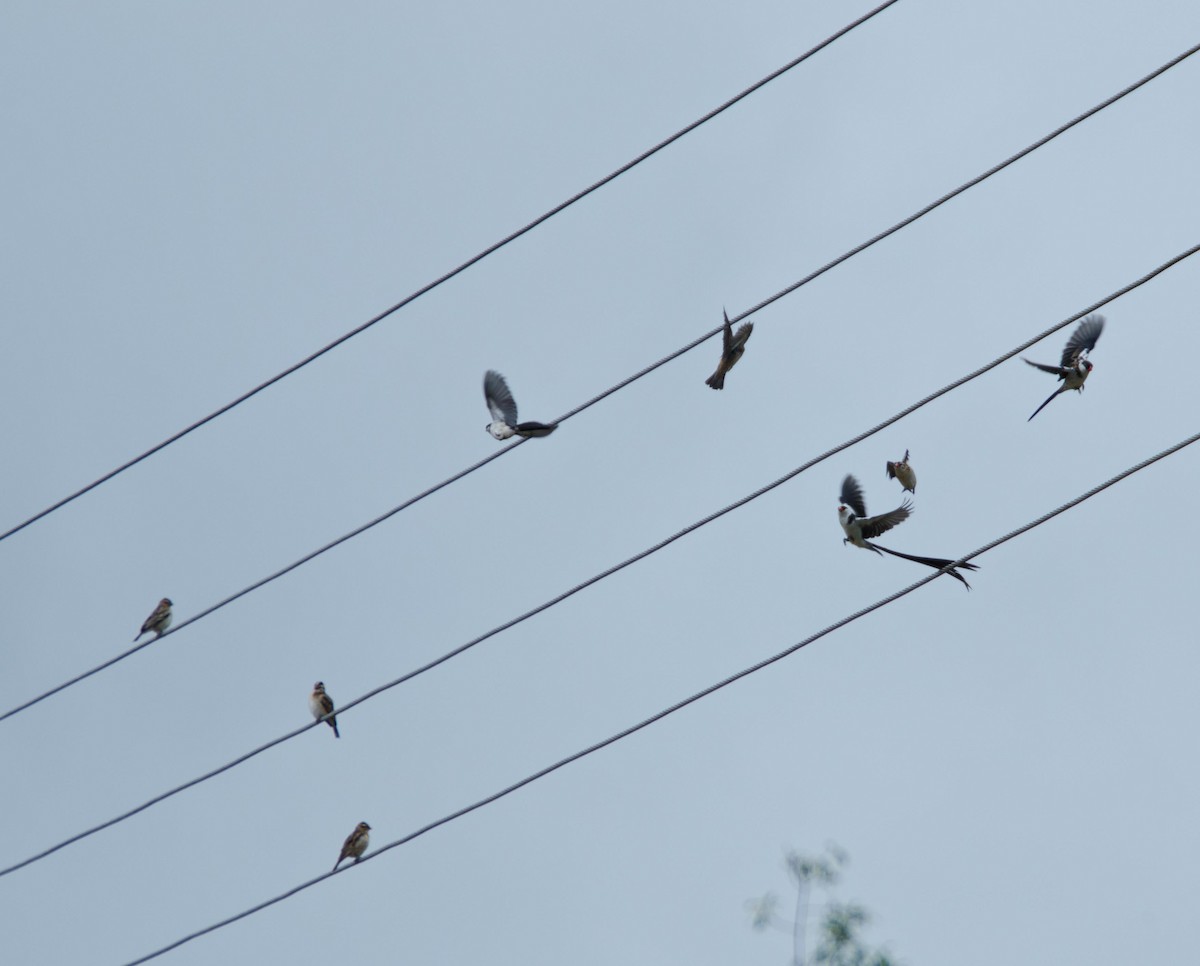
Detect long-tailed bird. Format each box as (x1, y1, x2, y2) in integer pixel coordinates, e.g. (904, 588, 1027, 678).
(1023, 314, 1105, 421)
(837, 474, 978, 589)
(484, 370, 558, 439)
(705, 309, 753, 390)
(333, 821, 371, 871)
(309, 682, 340, 738)
(885, 450, 916, 494)
(134, 598, 172, 641)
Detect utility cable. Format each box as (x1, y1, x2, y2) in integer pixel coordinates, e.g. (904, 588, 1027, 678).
(5, 27, 1197, 721)
(5, 242, 1196, 875)
(0, 0, 902, 547)
(118, 429, 1200, 965)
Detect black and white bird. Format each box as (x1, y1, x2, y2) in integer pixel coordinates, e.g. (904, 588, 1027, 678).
(705, 309, 753, 390)
(885, 450, 916, 494)
(837, 474, 978, 589)
(310, 682, 340, 739)
(332, 821, 371, 871)
(134, 598, 173, 641)
(484, 370, 558, 439)
(1023, 314, 1105, 421)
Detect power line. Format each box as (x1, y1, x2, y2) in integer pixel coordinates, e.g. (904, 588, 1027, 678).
(4, 29, 1195, 725)
(1, 242, 1194, 728)
(0, 445, 519, 723)
(6, 243, 1196, 877)
(0, 0, 902, 548)
(118, 429, 1200, 966)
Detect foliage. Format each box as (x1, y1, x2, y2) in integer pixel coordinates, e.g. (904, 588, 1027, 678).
(748, 845, 899, 966)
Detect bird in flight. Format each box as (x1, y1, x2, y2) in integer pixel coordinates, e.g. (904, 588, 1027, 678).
(310, 682, 340, 738)
(705, 309, 753, 390)
(837, 474, 977, 589)
(885, 450, 916, 494)
(134, 598, 173, 641)
(1023, 314, 1105, 421)
(333, 821, 371, 871)
(484, 370, 558, 439)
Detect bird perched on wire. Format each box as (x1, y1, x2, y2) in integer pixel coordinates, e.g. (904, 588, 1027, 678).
(837, 474, 978, 589)
(705, 309, 753, 390)
(309, 682, 340, 738)
(1023, 314, 1105, 421)
(133, 598, 172, 641)
(333, 822, 371, 871)
(483, 370, 558, 439)
(885, 450, 916, 494)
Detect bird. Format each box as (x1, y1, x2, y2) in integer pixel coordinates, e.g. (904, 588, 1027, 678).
(484, 370, 558, 439)
(837, 474, 978, 589)
(885, 450, 916, 494)
(309, 682, 340, 738)
(133, 598, 173, 641)
(333, 821, 371, 871)
(705, 309, 753, 390)
(1023, 314, 1105, 421)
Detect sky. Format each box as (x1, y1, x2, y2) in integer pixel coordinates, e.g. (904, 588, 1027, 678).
(2, 2, 1199, 964)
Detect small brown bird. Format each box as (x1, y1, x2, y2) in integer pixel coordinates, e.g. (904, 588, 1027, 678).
(705, 310, 753, 390)
(309, 682, 340, 738)
(133, 598, 173, 641)
(333, 821, 371, 871)
(885, 450, 917, 494)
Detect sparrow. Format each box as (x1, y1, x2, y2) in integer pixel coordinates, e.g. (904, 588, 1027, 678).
(333, 821, 371, 871)
(484, 370, 558, 439)
(310, 682, 340, 738)
(1023, 314, 1105, 421)
(885, 450, 916, 494)
(705, 309, 753, 390)
(837, 474, 978, 589)
(133, 598, 173, 641)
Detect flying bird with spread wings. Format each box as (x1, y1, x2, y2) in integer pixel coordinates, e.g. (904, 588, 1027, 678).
(483, 370, 558, 440)
(885, 450, 916, 494)
(705, 310, 753, 390)
(1023, 314, 1105, 421)
(837, 474, 978, 589)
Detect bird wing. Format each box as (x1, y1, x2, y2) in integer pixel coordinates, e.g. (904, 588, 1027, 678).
(1060, 314, 1104, 367)
(859, 501, 912, 539)
(730, 322, 753, 352)
(720, 311, 734, 353)
(839, 475, 869, 519)
(1022, 357, 1067, 377)
(483, 370, 519, 425)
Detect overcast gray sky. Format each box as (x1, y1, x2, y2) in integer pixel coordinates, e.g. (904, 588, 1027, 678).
(3, 2, 1200, 964)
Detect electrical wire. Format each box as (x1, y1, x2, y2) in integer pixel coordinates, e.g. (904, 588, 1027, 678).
(0, 0, 902, 548)
(118, 429, 1200, 965)
(6, 242, 1196, 878)
(5, 28, 1196, 723)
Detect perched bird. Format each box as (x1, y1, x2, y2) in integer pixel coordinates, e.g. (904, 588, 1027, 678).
(885, 450, 917, 494)
(705, 309, 753, 390)
(1023, 314, 1105, 421)
(837, 474, 978, 589)
(333, 821, 371, 871)
(309, 682, 340, 738)
(133, 598, 173, 641)
(484, 370, 558, 439)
